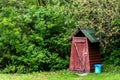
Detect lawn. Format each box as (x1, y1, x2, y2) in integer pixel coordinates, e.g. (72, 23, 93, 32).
(0, 70, 120, 80)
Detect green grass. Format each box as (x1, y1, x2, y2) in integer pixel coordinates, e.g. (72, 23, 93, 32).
(81, 73, 120, 80)
(0, 70, 120, 80)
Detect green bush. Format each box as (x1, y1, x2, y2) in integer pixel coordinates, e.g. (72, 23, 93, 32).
(103, 64, 120, 73)
(0, 0, 75, 73)
(101, 18, 120, 65)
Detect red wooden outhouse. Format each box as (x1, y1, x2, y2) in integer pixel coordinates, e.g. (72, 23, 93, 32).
(69, 28, 101, 73)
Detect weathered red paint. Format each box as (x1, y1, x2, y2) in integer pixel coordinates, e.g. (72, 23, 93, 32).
(69, 37, 101, 73)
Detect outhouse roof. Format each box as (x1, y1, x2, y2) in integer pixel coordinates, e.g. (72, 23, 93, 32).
(71, 28, 99, 43)
(80, 28, 99, 43)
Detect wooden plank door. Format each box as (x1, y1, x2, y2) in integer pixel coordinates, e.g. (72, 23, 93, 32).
(70, 37, 89, 72)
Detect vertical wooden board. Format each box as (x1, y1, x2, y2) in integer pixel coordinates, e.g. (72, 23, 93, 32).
(85, 38, 90, 72)
(69, 40, 75, 71)
(74, 44, 80, 71)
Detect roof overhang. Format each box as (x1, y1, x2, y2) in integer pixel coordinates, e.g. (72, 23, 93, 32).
(70, 28, 99, 43)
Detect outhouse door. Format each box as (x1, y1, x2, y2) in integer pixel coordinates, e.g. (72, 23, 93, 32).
(70, 37, 90, 72)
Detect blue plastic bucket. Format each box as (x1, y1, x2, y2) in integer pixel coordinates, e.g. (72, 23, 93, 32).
(94, 64, 103, 73)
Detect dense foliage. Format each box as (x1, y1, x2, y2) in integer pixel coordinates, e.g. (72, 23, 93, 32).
(0, 0, 120, 73)
(0, 0, 75, 73)
(73, 0, 120, 65)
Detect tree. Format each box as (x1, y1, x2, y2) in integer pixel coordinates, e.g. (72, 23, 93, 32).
(72, 0, 120, 65)
(0, 0, 76, 73)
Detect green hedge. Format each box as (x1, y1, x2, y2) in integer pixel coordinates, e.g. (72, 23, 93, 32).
(0, 0, 76, 73)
